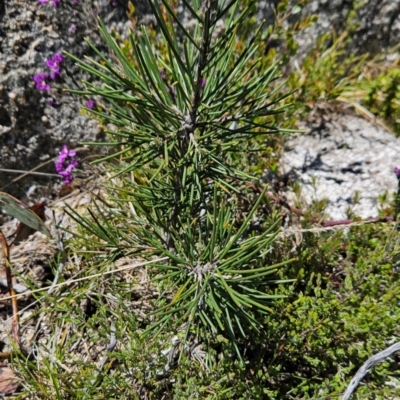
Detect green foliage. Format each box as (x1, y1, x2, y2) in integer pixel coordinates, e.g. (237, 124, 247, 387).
(250, 0, 400, 135)
(361, 62, 400, 134)
(287, 32, 366, 102)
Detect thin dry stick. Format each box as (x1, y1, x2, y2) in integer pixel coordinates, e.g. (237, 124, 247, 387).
(97, 321, 117, 371)
(48, 210, 67, 294)
(0, 158, 60, 191)
(0, 257, 169, 302)
(342, 341, 400, 400)
(0, 169, 59, 177)
(247, 183, 395, 228)
(86, 321, 117, 390)
(276, 220, 384, 237)
(0, 146, 91, 191)
(0, 230, 20, 345)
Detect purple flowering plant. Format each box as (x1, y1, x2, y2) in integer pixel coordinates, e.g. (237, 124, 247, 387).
(46, 52, 64, 80)
(86, 99, 96, 109)
(33, 52, 65, 94)
(33, 73, 51, 91)
(55, 145, 78, 185)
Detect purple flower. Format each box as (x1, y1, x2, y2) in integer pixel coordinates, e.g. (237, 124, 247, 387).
(394, 167, 400, 177)
(201, 78, 206, 87)
(55, 145, 78, 184)
(71, 0, 79, 4)
(87, 99, 96, 109)
(33, 73, 51, 91)
(46, 53, 64, 80)
(69, 24, 77, 35)
(38, 0, 48, 3)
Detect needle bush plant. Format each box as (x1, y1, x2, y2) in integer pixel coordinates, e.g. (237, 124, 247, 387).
(66, 0, 294, 355)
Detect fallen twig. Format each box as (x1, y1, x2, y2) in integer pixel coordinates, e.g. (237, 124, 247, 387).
(48, 210, 67, 295)
(248, 183, 394, 227)
(0, 257, 169, 302)
(98, 321, 117, 371)
(88, 321, 117, 390)
(0, 169, 59, 178)
(0, 230, 20, 346)
(342, 341, 400, 400)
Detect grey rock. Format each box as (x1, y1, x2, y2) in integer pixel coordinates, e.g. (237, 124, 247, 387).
(0, 0, 141, 203)
(277, 0, 400, 57)
(281, 105, 400, 220)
